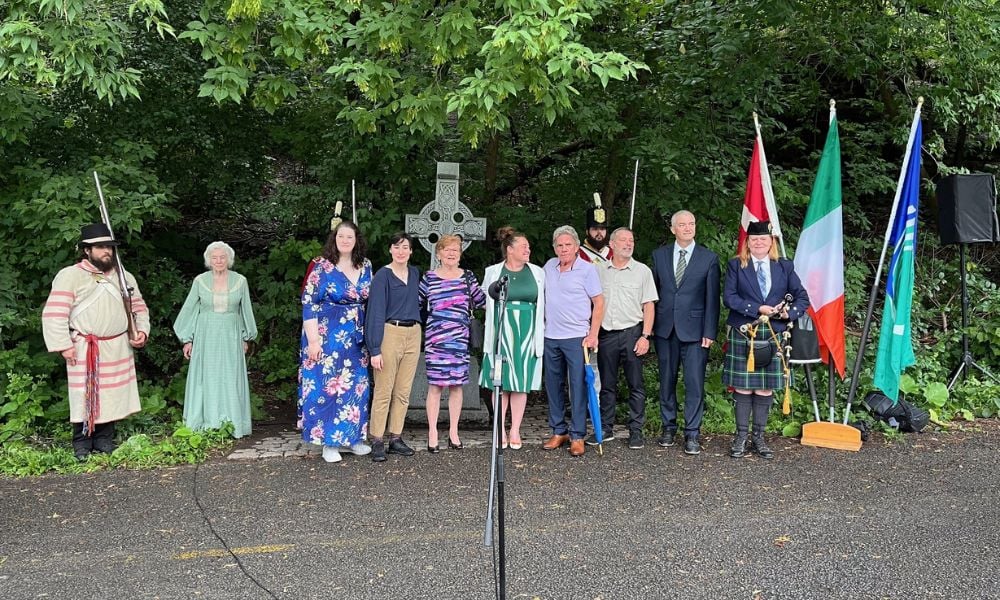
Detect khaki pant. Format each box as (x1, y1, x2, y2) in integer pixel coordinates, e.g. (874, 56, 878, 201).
(370, 323, 422, 438)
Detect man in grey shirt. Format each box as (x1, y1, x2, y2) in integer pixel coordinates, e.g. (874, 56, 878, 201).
(594, 227, 658, 449)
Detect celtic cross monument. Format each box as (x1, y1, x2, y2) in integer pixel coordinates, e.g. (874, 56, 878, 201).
(404, 161, 489, 421)
(405, 162, 487, 269)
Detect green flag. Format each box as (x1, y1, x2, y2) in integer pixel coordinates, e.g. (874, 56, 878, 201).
(873, 115, 922, 402)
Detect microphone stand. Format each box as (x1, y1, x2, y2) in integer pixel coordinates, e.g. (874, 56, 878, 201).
(483, 277, 509, 600)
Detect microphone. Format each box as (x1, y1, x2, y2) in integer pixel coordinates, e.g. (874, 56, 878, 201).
(488, 274, 510, 300)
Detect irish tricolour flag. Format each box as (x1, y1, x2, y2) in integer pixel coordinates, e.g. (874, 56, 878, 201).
(793, 104, 846, 377)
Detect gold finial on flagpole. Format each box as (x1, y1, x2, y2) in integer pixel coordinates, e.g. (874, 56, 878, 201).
(829, 99, 836, 109)
(330, 200, 344, 231)
(917, 96, 924, 107)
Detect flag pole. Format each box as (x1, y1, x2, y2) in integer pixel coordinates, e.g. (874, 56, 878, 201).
(826, 99, 837, 421)
(351, 179, 357, 223)
(843, 97, 924, 422)
(753, 112, 787, 257)
(628, 159, 639, 229)
(804, 99, 838, 423)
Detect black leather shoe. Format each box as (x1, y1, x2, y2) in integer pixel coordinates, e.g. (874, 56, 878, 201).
(628, 430, 644, 449)
(448, 438, 464, 450)
(729, 434, 748, 458)
(657, 431, 676, 447)
(371, 440, 387, 462)
(683, 436, 701, 456)
(427, 444, 440, 454)
(752, 435, 774, 459)
(74, 448, 91, 462)
(387, 438, 415, 456)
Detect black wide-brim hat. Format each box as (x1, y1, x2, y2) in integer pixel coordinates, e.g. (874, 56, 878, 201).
(80, 223, 120, 246)
(746, 220, 774, 236)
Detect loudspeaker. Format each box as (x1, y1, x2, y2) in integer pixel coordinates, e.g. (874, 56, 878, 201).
(936, 174, 1000, 244)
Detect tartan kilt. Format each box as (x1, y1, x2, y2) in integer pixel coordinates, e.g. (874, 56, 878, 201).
(722, 328, 787, 391)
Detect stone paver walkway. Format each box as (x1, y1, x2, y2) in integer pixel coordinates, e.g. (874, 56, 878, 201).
(226, 401, 589, 460)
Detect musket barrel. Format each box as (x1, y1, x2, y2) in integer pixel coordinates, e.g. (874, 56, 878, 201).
(92, 171, 139, 341)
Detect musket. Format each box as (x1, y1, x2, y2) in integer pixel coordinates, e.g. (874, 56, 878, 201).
(93, 171, 139, 341)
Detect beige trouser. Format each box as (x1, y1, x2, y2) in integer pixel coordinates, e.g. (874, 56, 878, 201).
(370, 323, 422, 439)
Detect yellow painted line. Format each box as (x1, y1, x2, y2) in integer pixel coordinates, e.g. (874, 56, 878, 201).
(173, 531, 481, 561)
(173, 544, 295, 560)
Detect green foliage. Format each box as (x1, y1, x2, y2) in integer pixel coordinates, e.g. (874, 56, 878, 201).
(0, 423, 233, 476)
(952, 378, 1000, 419)
(2, 0, 1000, 459)
(0, 0, 174, 142)
(0, 373, 45, 444)
(181, 0, 647, 145)
(0, 344, 64, 435)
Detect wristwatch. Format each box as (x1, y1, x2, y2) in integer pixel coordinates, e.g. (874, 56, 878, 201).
(641, 333, 652, 340)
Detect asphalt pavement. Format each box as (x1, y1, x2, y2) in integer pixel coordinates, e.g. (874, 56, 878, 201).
(1, 422, 998, 600)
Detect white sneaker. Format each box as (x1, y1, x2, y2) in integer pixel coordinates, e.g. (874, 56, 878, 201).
(342, 442, 372, 456)
(322, 446, 342, 463)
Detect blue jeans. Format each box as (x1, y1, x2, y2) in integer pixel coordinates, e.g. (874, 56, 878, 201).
(544, 337, 588, 439)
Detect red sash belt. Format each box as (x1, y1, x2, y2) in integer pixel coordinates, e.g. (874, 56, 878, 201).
(82, 331, 127, 435)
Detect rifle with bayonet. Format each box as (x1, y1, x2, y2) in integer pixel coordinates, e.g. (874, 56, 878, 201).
(92, 171, 140, 342)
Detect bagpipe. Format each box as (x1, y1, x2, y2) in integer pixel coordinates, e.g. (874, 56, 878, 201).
(738, 293, 796, 414)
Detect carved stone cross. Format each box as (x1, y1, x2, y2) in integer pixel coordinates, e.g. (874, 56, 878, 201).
(405, 162, 487, 269)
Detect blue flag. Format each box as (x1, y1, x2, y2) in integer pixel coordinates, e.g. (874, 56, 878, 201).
(873, 113, 922, 402)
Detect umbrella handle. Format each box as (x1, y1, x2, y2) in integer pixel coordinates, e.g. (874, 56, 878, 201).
(583, 345, 593, 364)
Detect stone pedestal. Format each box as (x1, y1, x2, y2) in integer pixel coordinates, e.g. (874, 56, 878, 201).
(406, 353, 490, 426)
(403, 161, 490, 426)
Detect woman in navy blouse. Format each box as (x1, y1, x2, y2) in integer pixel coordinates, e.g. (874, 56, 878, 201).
(365, 232, 422, 463)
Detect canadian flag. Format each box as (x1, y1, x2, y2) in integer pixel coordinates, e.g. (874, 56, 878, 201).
(738, 115, 786, 257)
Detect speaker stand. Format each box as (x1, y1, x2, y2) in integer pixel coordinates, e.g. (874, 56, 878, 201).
(947, 244, 999, 390)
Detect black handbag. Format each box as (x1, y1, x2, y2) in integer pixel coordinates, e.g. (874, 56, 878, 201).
(862, 391, 929, 433)
(464, 270, 484, 350)
(469, 318, 485, 350)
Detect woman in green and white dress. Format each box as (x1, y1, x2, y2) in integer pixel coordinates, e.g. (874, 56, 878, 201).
(480, 226, 545, 449)
(173, 242, 258, 438)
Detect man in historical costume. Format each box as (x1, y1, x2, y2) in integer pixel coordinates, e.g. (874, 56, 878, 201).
(578, 196, 613, 264)
(650, 210, 721, 455)
(594, 227, 658, 450)
(42, 223, 150, 461)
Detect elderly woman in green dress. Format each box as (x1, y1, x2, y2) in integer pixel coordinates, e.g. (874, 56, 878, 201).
(174, 241, 258, 438)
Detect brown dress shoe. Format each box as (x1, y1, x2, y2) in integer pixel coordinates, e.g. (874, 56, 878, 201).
(569, 439, 585, 457)
(542, 434, 570, 450)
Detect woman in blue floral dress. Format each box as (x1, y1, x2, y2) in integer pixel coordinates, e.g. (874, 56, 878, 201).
(419, 235, 486, 452)
(298, 221, 373, 464)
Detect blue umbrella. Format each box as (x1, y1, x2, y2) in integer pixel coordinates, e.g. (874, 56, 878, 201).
(583, 346, 603, 455)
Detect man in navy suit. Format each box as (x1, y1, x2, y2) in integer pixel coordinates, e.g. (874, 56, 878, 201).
(650, 210, 721, 455)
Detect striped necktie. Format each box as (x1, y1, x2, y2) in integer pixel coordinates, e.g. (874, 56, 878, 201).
(675, 249, 687, 286)
(756, 261, 768, 298)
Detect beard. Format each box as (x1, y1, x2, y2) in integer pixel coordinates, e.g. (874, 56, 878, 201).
(585, 233, 608, 251)
(88, 253, 115, 272)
